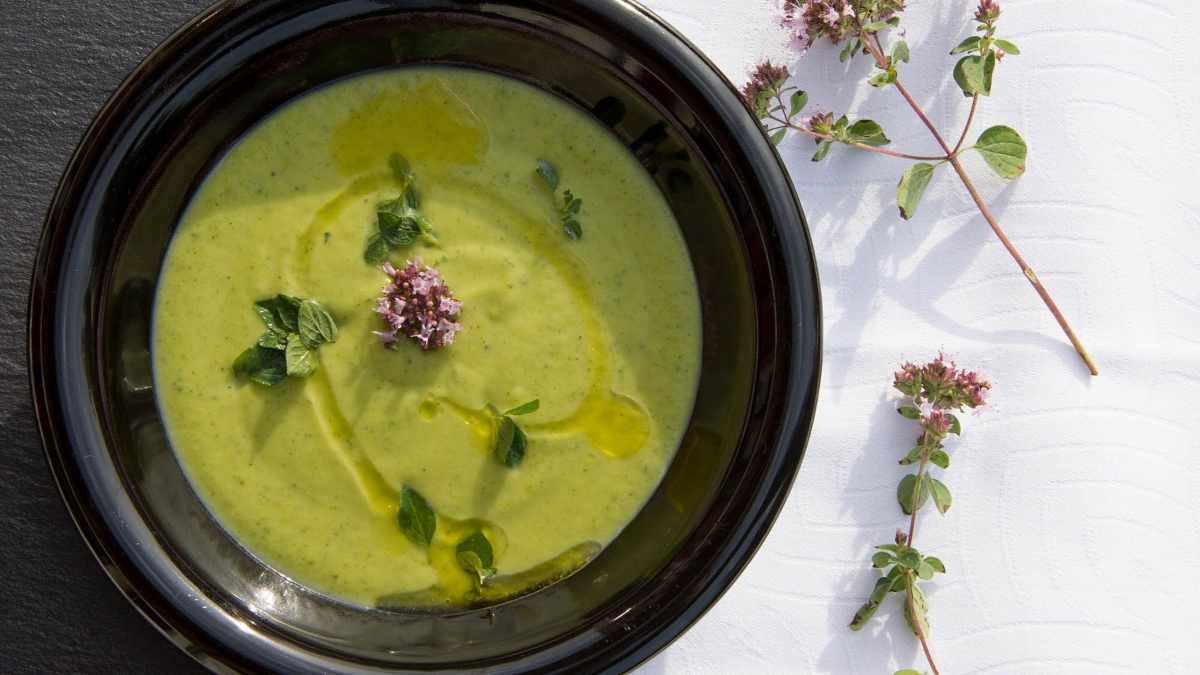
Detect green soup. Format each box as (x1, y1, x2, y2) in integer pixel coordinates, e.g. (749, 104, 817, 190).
(153, 67, 701, 608)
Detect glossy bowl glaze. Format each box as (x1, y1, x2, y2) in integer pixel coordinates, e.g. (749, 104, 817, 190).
(27, 1, 821, 672)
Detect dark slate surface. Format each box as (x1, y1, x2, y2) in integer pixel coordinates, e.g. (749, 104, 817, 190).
(0, 2, 210, 673)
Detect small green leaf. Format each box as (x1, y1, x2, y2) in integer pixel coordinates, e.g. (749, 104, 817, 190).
(898, 474, 929, 515)
(789, 90, 808, 116)
(503, 399, 540, 416)
(456, 531, 497, 585)
(364, 232, 390, 264)
(876, 544, 903, 554)
(872, 552, 895, 568)
(398, 486, 437, 548)
(948, 414, 962, 435)
(850, 573, 896, 630)
(378, 211, 420, 247)
(562, 219, 582, 241)
(255, 295, 301, 334)
(868, 69, 897, 88)
(862, 20, 890, 32)
(389, 153, 413, 182)
(536, 159, 559, 191)
(494, 416, 528, 468)
(404, 182, 420, 209)
(897, 162, 936, 220)
(974, 125, 1028, 178)
(899, 445, 923, 465)
(811, 140, 833, 162)
(839, 38, 858, 62)
(950, 36, 981, 54)
(257, 331, 287, 351)
(898, 405, 921, 420)
(924, 556, 946, 574)
(898, 550, 921, 569)
(233, 346, 287, 386)
(298, 300, 337, 349)
(905, 581, 930, 637)
(845, 119, 890, 146)
(770, 128, 787, 146)
(917, 561, 935, 580)
(929, 449, 950, 469)
(887, 16, 901, 26)
(892, 40, 910, 63)
(284, 337, 317, 377)
(895, 669, 924, 675)
(993, 38, 1020, 55)
(930, 478, 952, 514)
(953, 53, 995, 97)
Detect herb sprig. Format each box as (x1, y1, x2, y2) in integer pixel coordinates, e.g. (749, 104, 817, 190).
(365, 154, 437, 264)
(493, 399, 539, 468)
(848, 354, 990, 675)
(233, 294, 338, 385)
(535, 160, 583, 240)
(743, 0, 1098, 376)
(397, 485, 499, 587)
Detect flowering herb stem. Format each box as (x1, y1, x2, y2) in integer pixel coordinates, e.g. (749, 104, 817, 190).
(746, 0, 1099, 376)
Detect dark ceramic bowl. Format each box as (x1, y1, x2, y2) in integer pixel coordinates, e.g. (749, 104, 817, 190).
(27, 0, 821, 672)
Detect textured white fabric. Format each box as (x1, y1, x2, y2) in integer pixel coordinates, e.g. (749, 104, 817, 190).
(635, 1, 1200, 673)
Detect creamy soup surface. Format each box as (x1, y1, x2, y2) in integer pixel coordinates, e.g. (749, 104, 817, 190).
(153, 67, 701, 608)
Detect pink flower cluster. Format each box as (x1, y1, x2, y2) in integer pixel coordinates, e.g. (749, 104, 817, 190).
(781, 0, 905, 46)
(894, 353, 990, 411)
(975, 0, 1001, 24)
(373, 260, 462, 351)
(740, 60, 791, 119)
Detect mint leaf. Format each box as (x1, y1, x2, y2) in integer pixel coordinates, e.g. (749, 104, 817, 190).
(950, 36, 981, 54)
(850, 569, 899, 630)
(898, 405, 921, 420)
(503, 399, 540, 416)
(948, 414, 962, 435)
(898, 474, 929, 515)
(233, 346, 287, 386)
(298, 300, 337, 349)
(871, 552, 894, 568)
(974, 125, 1027, 179)
(284, 338, 317, 377)
(398, 485, 437, 548)
(924, 556, 946, 574)
(769, 129, 787, 146)
(456, 531, 497, 585)
(993, 38, 1020, 55)
(536, 159, 559, 191)
(929, 478, 952, 514)
(846, 119, 890, 146)
(892, 40, 910, 63)
(562, 219, 582, 240)
(789, 90, 808, 116)
(494, 416, 528, 468)
(953, 52, 995, 96)
(897, 162, 936, 220)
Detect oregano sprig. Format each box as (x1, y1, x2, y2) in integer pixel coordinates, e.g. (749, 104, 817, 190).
(233, 294, 338, 385)
(364, 153, 437, 264)
(744, 0, 1098, 376)
(492, 399, 539, 468)
(535, 160, 584, 240)
(849, 354, 990, 675)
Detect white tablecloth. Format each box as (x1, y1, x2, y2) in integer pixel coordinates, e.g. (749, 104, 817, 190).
(635, 1, 1200, 673)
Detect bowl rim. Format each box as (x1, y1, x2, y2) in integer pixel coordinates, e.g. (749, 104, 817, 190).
(26, 0, 823, 672)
